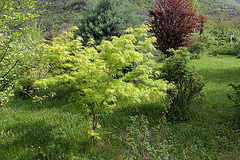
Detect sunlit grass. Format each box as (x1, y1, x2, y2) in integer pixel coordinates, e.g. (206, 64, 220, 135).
(178, 54, 240, 159)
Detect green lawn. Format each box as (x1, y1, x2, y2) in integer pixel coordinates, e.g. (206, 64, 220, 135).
(0, 55, 239, 159)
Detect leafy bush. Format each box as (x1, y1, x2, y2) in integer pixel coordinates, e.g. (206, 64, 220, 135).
(0, 0, 43, 106)
(211, 42, 240, 56)
(187, 32, 215, 57)
(74, 0, 142, 46)
(14, 76, 35, 99)
(157, 48, 205, 121)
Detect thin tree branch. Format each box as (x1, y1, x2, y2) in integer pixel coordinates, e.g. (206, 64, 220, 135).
(2, 59, 19, 78)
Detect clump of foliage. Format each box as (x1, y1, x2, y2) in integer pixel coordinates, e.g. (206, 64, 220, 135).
(228, 82, 240, 125)
(119, 114, 173, 159)
(148, 0, 207, 56)
(189, 13, 240, 57)
(0, 0, 43, 106)
(118, 108, 210, 159)
(209, 14, 240, 56)
(187, 29, 215, 57)
(74, 0, 142, 46)
(156, 48, 205, 121)
(35, 24, 172, 140)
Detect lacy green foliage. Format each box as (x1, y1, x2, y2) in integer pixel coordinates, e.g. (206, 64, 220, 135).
(0, 0, 42, 106)
(228, 82, 240, 122)
(74, 0, 142, 46)
(35, 24, 172, 138)
(158, 48, 205, 121)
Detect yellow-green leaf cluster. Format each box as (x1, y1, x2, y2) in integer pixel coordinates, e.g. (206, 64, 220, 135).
(36, 23, 172, 117)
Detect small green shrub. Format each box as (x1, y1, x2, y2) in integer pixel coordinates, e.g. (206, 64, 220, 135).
(118, 113, 173, 159)
(212, 43, 240, 56)
(159, 48, 205, 121)
(188, 32, 215, 58)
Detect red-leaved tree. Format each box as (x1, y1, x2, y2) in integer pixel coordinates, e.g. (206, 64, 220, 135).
(148, 0, 207, 56)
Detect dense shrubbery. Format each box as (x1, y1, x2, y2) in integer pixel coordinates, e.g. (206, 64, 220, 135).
(189, 14, 240, 57)
(154, 48, 205, 121)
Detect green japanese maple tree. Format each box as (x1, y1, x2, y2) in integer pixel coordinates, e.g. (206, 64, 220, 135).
(35, 24, 172, 139)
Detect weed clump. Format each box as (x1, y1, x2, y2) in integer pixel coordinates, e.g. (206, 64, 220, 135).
(228, 82, 240, 127)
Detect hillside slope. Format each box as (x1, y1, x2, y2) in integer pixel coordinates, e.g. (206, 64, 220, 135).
(35, 0, 240, 32)
(199, 0, 240, 18)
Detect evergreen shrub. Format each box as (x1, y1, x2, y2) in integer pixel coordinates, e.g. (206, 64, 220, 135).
(74, 0, 142, 46)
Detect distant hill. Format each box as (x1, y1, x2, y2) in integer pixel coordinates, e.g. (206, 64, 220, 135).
(35, 0, 240, 32)
(35, 0, 86, 32)
(199, 0, 240, 18)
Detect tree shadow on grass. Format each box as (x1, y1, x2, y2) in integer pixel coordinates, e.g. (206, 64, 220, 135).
(197, 67, 240, 84)
(99, 101, 169, 133)
(0, 120, 89, 160)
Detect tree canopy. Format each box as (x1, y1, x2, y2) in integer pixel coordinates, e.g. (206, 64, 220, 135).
(148, 0, 207, 56)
